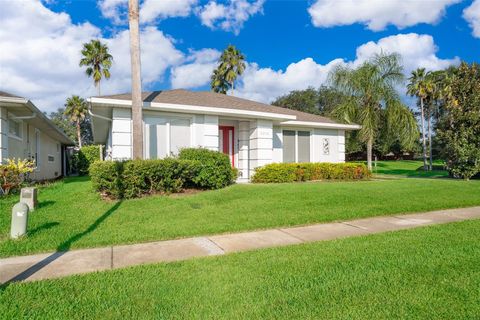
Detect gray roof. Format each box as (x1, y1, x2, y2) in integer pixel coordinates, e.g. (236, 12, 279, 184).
(0, 91, 23, 99)
(96, 89, 338, 124)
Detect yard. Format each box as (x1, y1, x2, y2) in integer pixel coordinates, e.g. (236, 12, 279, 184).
(1, 160, 479, 258)
(1, 220, 479, 318)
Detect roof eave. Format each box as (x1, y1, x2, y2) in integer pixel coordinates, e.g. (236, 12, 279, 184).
(280, 120, 361, 130)
(89, 97, 297, 121)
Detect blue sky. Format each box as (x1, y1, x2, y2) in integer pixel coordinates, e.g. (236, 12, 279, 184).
(0, 0, 479, 112)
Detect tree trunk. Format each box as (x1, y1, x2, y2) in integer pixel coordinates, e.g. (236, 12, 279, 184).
(428, 113, 433, 171)
(231, 80, 234, 96)
(129, 0, 143, 159)
(420, 97, 427, 171)
(366, 136, 373, 171)
(76, 120, 82, 148)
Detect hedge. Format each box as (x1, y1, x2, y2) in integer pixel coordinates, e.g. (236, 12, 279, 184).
(251, 163, 370, 183)
(178, 148, 237, 189)
(74, 145, 102, 175)
(89, 148, 237, 199)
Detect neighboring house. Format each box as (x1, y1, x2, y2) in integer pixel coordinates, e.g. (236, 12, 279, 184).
(89, 89, 360, 182)
(0, 91, 74, 180)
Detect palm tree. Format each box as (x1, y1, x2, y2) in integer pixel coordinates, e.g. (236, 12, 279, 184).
(407, 68, 433, 171)
(210, 69, 230, 94)
(211, 45, 245, 95)
(64, 95, 88, 148)
(128, 0, 143, 159)
(79, 39, 113, 96)
(330, 53, 417, 171)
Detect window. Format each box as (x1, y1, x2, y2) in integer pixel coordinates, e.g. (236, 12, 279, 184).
(48, 155, 55, 162)
(145, 117, 191, 159)
(283, 130, 296, 163)
(8, 119, 22, 139)
(282, 130, 311, 163)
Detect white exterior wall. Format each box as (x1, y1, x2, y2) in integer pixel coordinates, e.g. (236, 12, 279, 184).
(0, 107, 8, 163)
(202, 115, 219, 151)
(111, 108, 132, 160)
(238, 121, 250, 181)
(249, 120, 273, 177)
(1, 115, 63, 180)
(312, 128, 344, 163)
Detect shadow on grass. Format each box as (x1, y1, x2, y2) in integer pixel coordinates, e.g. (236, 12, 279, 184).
(37, 200, 55, 209)
(1, 201, 122, 288)
(27, 222, 60, 237)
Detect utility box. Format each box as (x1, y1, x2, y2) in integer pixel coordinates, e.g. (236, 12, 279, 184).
(11, 202, 29, 239)
(20, 187, 37, 212)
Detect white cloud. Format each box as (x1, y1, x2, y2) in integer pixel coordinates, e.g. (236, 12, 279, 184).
(171, 49, 221, 89)
(354, 33, 460, 74)
(98, 0, 197, 25)
(308, 0, 460, 31)
(140, 0, 198, 24)
(98, 0, 128, 25)
(0, 0, 183, 112)
(198, 0, 265, 34)
(234, 33, 459, 103)
(463, 0, 480, 38)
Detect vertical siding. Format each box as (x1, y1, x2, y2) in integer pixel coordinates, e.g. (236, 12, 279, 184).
(111, 108, 132, 160)
(0, 107, 8, 163)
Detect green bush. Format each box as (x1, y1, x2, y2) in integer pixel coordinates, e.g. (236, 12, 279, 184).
(252, 163, 370, 183)
(178, 148, 237, 189)
(122, 158, 200, 198)
(74, 145, 102, 175)
(89, 160, 124, 199)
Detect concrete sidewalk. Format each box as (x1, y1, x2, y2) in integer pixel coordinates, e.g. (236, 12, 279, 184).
(1, 206, 480, 284)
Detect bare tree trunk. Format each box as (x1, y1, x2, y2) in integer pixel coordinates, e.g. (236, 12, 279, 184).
(129, 0, 143, 159)
(76, 121, 82, 148)
(428, 114, 433, 171)
(98, 81, 101, 96)
(420, 97, 427, 171)
(367, 136, 373, 171)
(231, 80, 234, 96)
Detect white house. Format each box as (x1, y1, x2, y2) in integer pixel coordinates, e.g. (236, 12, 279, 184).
(0, 91, 74, 180)
(89, 89, 360, 182)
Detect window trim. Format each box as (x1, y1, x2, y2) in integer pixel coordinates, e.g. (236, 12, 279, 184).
(47, 154, 55, 163)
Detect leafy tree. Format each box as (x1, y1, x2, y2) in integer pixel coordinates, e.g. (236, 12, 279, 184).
(49, 108, 92, 146)
(272, 87, 320, 114)
(271, 86, 346, 116)
(436, 62, 480, 179)
(79, 39, 113, 95)
(329, 53, 418, 170)
(211, 45, 245, 95)
(64, 95, 88, 148)
(407, 68, 433, 170)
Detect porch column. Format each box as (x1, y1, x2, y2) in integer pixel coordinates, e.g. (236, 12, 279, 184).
(0, 107, 8, 163)
(111, 108, 132, 160)
(249, 120, 273, 178)
(237, 121, 250, 181)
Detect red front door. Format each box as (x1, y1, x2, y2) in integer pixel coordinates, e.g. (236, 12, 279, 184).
(219, 126, 234, 167)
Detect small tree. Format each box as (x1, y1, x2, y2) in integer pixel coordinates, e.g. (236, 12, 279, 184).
(329, 53, 417, 170)
(436, 62, 480, 179)
(64, 96, 88, 148)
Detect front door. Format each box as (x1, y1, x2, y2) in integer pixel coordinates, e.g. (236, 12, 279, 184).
(219, 126, 234, 167)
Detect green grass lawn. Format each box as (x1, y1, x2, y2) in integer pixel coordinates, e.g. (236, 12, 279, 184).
(368, 160, 449, 177)
(1, 172, 480, 258)
(1, 220, 479, 319)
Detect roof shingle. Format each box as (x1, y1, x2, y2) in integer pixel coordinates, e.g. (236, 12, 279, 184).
(96, 89, 339, 124)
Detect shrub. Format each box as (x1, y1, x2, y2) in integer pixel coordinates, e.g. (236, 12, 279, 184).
(252, 163, 370, 183)
(0, 158, 35, 195)
(178, 148, 237, 189)
(122, 158, 200, 198)
(89, 160, 124, 199)
(73, 145, 102, 175)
